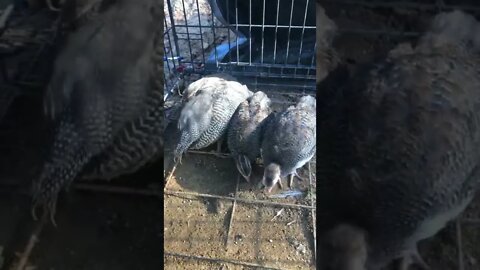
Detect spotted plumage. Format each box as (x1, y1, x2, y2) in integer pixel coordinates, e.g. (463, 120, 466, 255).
(80, 25, 164, 181)
(260, 95, 316, 192)
(227, 91, 272, 182)
(33, 0, 161, 223)
(317, 10, 480, 270)
(174, 76, 252, 163)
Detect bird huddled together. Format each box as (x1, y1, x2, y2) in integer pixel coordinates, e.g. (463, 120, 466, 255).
(316, 8, 480, 270)
(169, 74, 316, 193)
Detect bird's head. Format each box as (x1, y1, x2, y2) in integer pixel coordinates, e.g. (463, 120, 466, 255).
(318, 224, 368, 270)
(262, 163, 281, 193)
(296, 95, 316, 110)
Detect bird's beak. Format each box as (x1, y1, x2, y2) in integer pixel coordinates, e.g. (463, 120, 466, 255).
(264, 185, 274, 193)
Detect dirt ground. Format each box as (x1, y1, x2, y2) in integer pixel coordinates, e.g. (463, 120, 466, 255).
(163, 80, 317, 270)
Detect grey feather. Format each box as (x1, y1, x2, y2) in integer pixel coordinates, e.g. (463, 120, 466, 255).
(80, 23, 164, 180)
(261, 95, 316, 189)
(174, 76, 252, 161)
(33, 0, 161, 221)
(227, 91, 272, 181)
(317, 10, 480, 270)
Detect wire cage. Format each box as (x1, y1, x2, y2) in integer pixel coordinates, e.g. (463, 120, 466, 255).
(319, 1, 480, 270)
(163, 0, 317, 269)
(163, 0, 317, 99)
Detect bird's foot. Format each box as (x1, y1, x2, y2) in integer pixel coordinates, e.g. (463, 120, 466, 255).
(216, 140, 223, 154)
(294, 170, 305, 182)
(213, 152, 225, 159)
(46, 0, 61, 11)
(31, 193, 59, 227)
(177, 86, 184, 97)
(396, 248, 429, 270)
(277, 179, 284, 190)
(288, 171, 305, 189)
(239, 172, 250, 183)
(288, 174, 294, 189)
(174, 155, 183, 165)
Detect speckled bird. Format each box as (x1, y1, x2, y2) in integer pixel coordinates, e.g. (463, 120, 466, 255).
(173, 75, 253, 164)
(80, 26, 164, 181)
(260, 95, 316, 192)
(316, 10, 480, 270)
(227, 91, 272, 182)
(33, 0, 161, 224)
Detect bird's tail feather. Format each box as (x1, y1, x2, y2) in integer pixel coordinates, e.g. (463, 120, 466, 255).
(32, 119, 90, 225)
(235, 154, 252, 182)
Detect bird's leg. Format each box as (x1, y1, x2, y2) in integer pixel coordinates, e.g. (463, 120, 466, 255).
(31, 193, 58, 227)
(277, 178, 284, 190)
(46, 0, 61, 11)
(31, 201, 39, 221)
(294, 170, 305, 181)
(174, 154, 183, 165)
(47, 194, 59, 227)
(289, 174, 294, 189)
(165, 163, 178, 189)
(412, 250, 430, 270)
(396, 248, 430, 270)
(288, 170, 305, 189)
(217, 139, 222, 153)
(214, 139, 225, 158)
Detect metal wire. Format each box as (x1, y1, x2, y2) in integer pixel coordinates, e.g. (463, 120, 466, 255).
(163, 0, 316, 94)
(164, 252, 285, 269)
(307, 162, 316, 262)
(295, 0, 311, 77)
(248, 0, 252, 65)
(225, 175, 240, 248)
(184, 149, 317, 165)
(165, 187, 315, 210)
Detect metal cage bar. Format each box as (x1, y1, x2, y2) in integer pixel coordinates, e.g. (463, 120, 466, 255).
(163, 0, 317, 97)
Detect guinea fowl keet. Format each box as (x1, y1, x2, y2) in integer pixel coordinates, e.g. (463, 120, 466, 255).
(227, 91, 272, 182)
(33, 0, 161, 224)
(173, 75, 253, 164)
(260, 95, 316, 192)
(317, 10, 480, 270)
